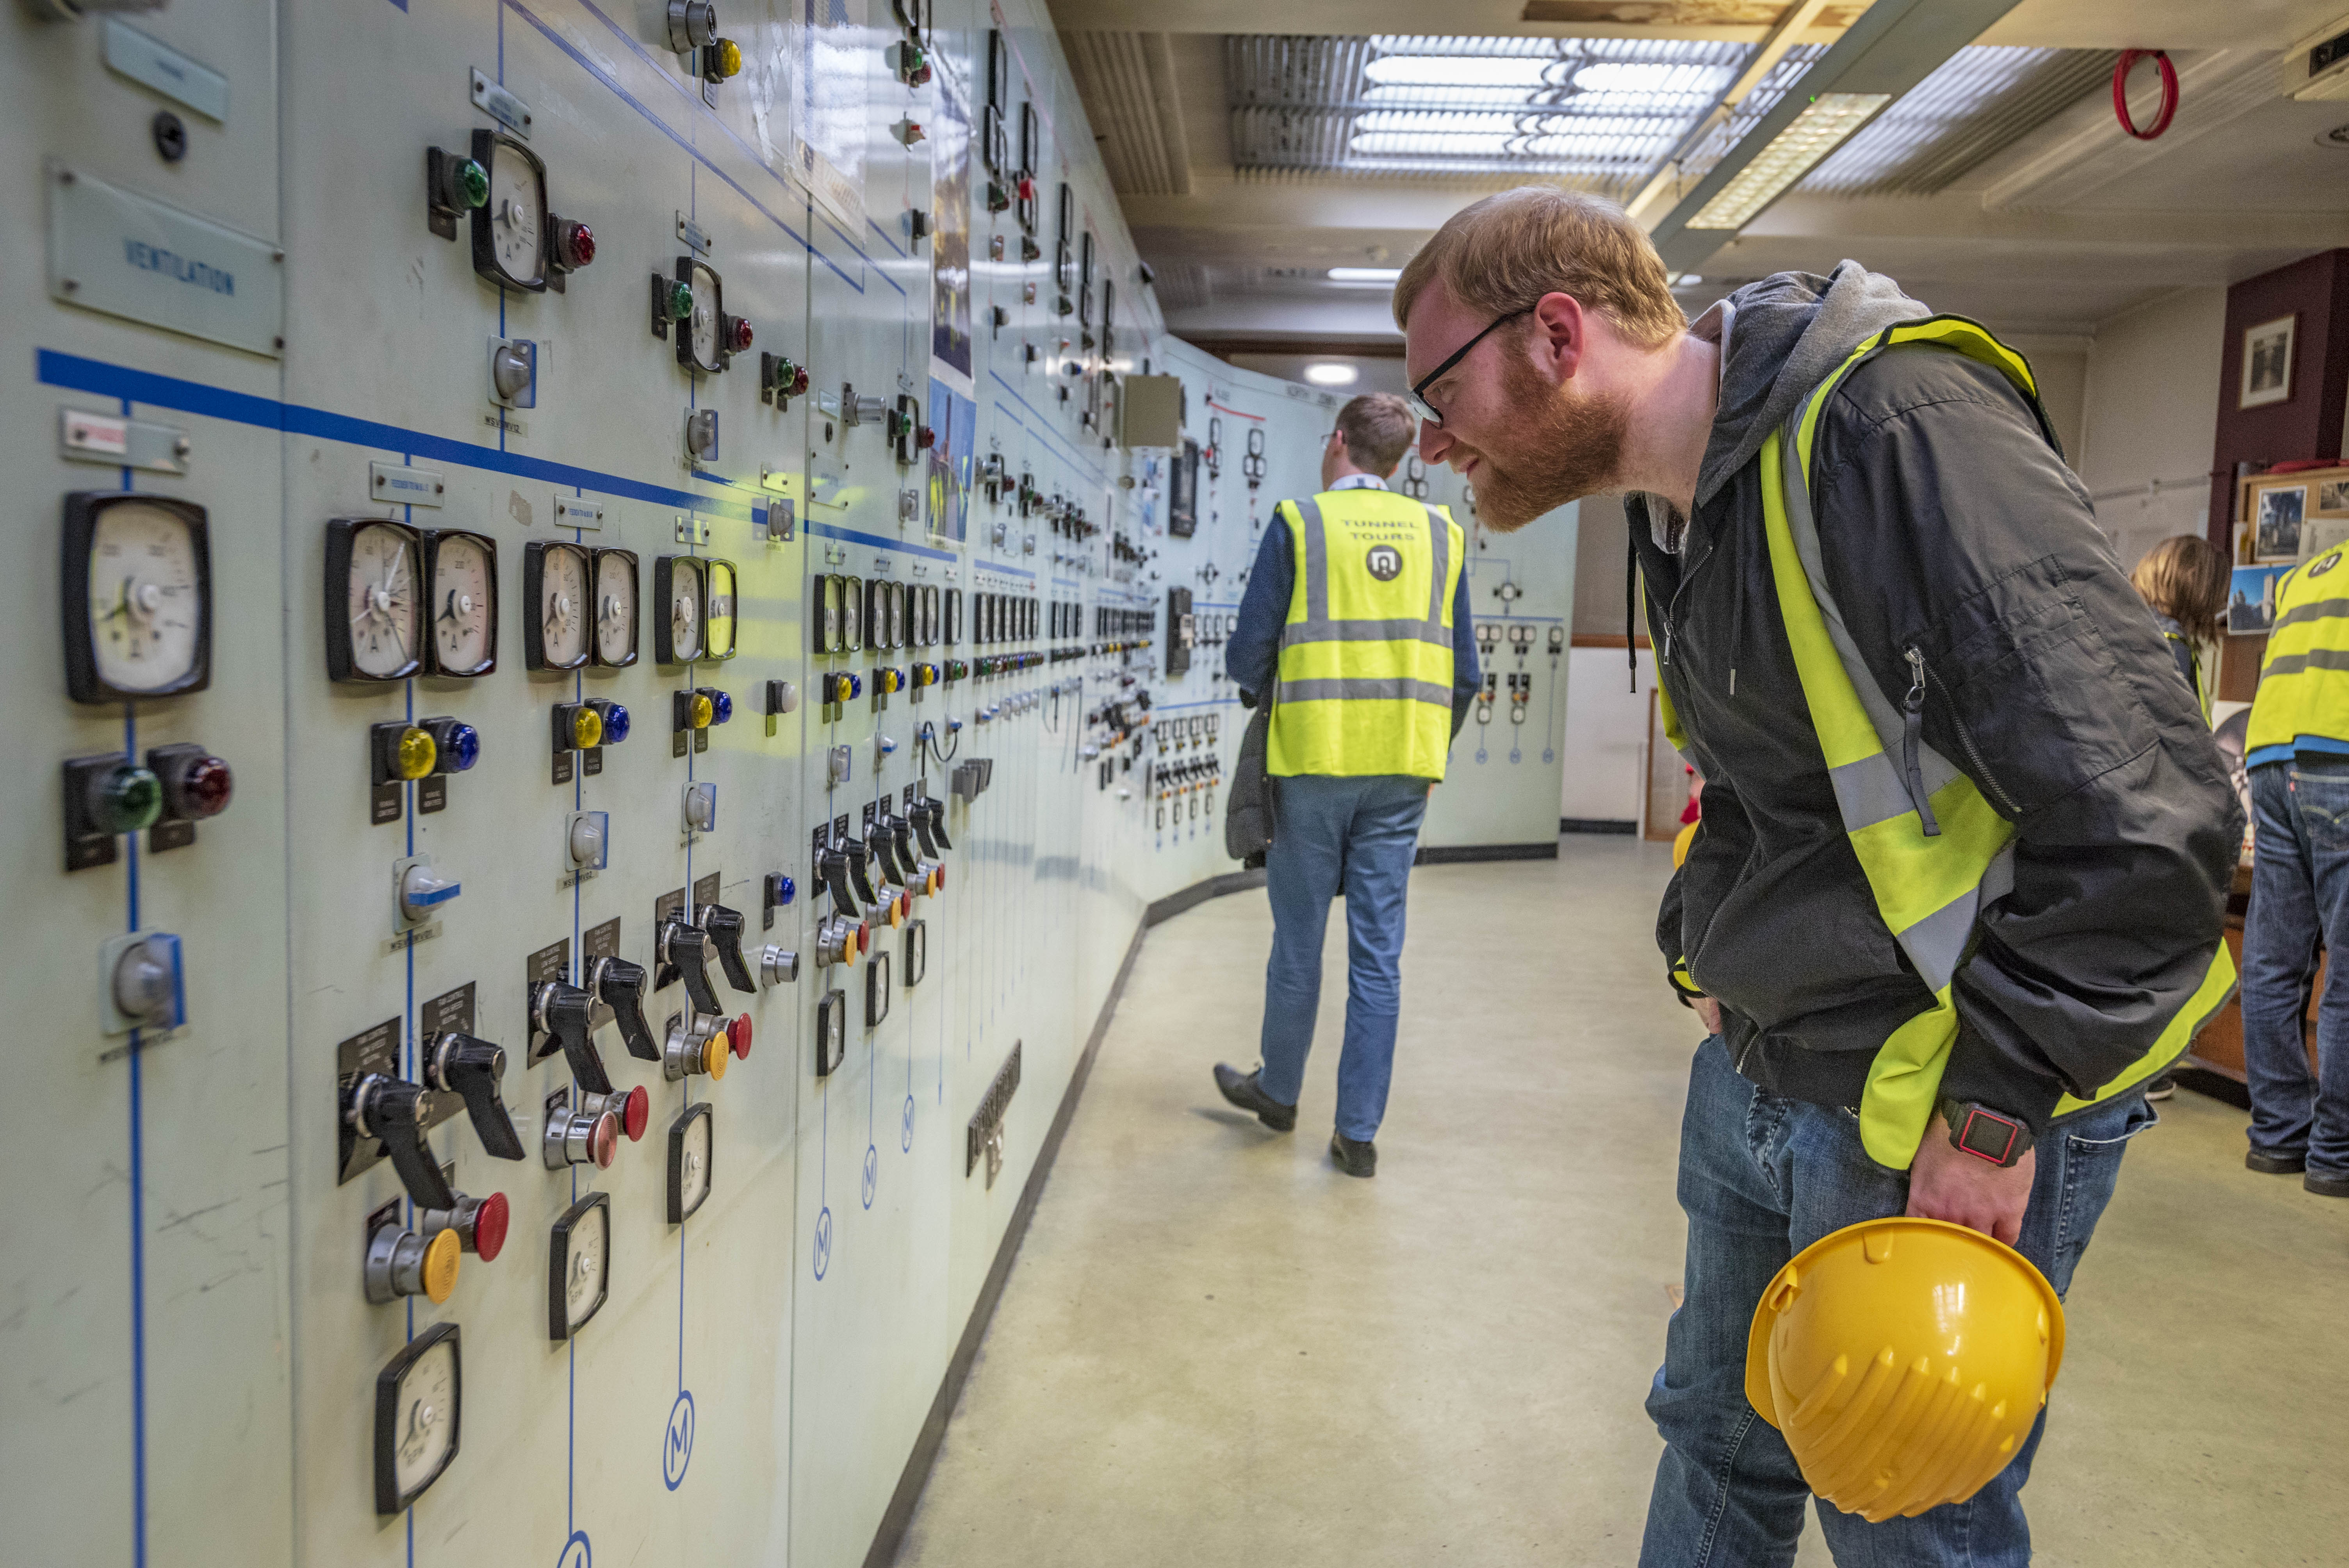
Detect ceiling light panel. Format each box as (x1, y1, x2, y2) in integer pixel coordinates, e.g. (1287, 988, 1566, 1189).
(1227, 34, 1760, 187)
(1686, 93, 1891, 230)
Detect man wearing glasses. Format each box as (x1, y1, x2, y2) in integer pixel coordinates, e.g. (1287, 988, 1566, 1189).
(1213, 393, 1483, 1178)
(1394, 187, 2235, 1563)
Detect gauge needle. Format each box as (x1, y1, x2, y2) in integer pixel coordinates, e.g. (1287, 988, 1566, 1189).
(439, 589, 460, 625)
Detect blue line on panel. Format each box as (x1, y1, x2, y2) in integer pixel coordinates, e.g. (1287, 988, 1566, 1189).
(818, 215, 902, 298)
(866, 217, 906, 258)
(991, 402, 1025, 432)
(505, 0, 865, 294)
(986, 371, 1103, 480)
(970, 560, 1034, 581)
(36, 352, 759, 522)
(800, 519, 957, 562)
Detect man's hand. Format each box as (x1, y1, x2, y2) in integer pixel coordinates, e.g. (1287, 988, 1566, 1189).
(1691, 996, 1722, 1037)
(1906, 1113, 2033, 1244)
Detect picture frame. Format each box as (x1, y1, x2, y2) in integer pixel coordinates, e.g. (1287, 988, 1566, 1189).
(2229, 563, 2291, 635)
(2319, 477, 2349, 517)
(2240, 314, 2296, 409)
(2255, 483, 2307, 562)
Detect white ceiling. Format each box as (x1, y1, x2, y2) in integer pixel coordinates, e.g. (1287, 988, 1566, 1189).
(1048, 0, 2349, 346)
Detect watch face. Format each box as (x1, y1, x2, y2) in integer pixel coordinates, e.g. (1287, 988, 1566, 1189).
(472, 131, 547, 291)
(70, 494, 211, 701)
(703, 558, 737, 661)
(424, 530, 497, 677)
(374, 1321, 461, 1515)
(681, 260, 724, 372)
(330, 519, 424, 682)
(668, 1102, 713, 1224)
(548, 1191, 610, 1340)
(658, 556, 705, 663)
(592, 548, 639, 667)
(525, 542, 591, 671)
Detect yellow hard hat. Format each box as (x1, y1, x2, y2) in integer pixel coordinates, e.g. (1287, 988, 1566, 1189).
(1745, 1217, 2065, 1523)
(1672, 818, 1698, 868)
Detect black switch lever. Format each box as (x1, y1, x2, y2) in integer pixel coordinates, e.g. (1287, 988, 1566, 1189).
(422, 1033, 525, 1160)
(840, 837, 879, 905)
(699, 903, 756, 993)
(818, 848, 863, 914)
(588, 957, 659, 1061)
(346, 1074, 460, 1212)
(887, 816, 920, 875)
(869, 823, 908, 886)
(908, 802, 941, 859)
(530, 981, 613, 1096)
(918, 796, 953, 852)
(658, 918, 722, 1014)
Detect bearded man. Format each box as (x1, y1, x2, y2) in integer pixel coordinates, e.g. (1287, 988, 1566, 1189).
(1394, 187, 2238, 1566)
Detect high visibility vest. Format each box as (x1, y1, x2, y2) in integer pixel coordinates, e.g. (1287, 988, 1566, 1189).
(2246, 543, 2349, 766)
(1658, 317, 2238, 1168)
(2163, 628, 2212, 723)
(1269, 489, 1464, 780)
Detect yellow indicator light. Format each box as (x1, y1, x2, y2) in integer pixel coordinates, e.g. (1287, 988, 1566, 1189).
(571, 707, 604, 749)
(688, 693, 715, 729)
(712, 38, 743, 79)
(702, 1035, 729, 1080)
(396, 727, 437, 781)
(421, 1228, 462, 1304)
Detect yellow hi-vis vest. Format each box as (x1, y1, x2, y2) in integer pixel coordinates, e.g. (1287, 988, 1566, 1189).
(1269, 488, 1464, 780)
(1658, 316, 2238, 1168)
(2246, 543, 2349, 766)
(2163, 627, 2212, 723)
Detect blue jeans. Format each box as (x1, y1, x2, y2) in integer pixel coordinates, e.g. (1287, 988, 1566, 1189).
(2241, 759, 2349, 1178)
(1640, 1037, 2155, 1567)
(1258, 773, 1429, 1141)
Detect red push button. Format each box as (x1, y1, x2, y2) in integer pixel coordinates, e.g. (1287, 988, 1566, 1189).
(588, 1112, 619, 1169)
(727, 1013, 754, 1060)
(620, 1085, 649, 1142)
(472, 1191, 510, 1263)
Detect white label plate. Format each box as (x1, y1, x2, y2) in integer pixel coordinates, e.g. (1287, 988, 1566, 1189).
(47, 160, 283, 357)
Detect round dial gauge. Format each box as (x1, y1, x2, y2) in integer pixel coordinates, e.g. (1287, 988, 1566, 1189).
(486, 140, 544, 285)
(536, 544, 590, 669)
(344, 522, 422, 679)
(684, 261, 723, 370)
(563, 1199, 607, 1332)
(593, 550, 638, 666)
(428, 532, 496, 677)
(703, 559, 736, 660)
(86, 500, 205, 694)
(668, 557, 704, 663)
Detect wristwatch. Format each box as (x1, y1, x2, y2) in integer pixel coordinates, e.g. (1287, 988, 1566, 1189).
(1939, 1098, 2034, 1167)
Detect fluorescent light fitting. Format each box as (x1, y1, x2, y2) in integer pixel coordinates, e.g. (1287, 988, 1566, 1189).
(1686, 92, 1889, 230)
(1303, 362, 1360, 386)
(1328, 267, 1403, 283)
(1672, 274, 1704, 287)
(1364, 55, 1555, 88)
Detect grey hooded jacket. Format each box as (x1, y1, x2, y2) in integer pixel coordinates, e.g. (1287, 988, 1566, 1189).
(1643, 263, 2240, 1138)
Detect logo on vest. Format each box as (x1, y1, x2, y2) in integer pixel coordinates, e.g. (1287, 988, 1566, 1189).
(1364, 544, 1403, 582)
(2313, 552, 2341, 578)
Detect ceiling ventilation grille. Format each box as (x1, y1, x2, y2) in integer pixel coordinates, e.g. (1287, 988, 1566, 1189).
(1800, 47, 2116, 197)
(1061, 32, 1193, 196)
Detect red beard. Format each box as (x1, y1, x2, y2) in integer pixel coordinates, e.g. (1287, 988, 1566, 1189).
(1462, 347, 1631, 534)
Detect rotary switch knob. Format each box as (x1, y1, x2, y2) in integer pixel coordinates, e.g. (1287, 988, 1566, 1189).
(657, 918, 722, 1015)
(529, 981, 613, 1096)
(420, 1033, 525, 1160)
(699, 903, 756, 993)
(342, 1074, 460, 1212)
(588, 956, 659, 1061)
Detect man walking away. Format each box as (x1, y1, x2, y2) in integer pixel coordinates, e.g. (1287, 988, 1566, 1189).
(1394, 187, 2238, 1563)
(1212, 393, 1482, 1178)
(2240, 540, 2349, 1198)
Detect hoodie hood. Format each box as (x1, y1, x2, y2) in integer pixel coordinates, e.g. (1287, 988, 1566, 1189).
(1693, 261, 1933, 509)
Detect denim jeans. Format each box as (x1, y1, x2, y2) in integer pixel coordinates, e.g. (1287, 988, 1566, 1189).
(1258, 773, 1429, 1141)
(1640, 1037, 2155, 1567)
(2240, 759, 2349, 1178)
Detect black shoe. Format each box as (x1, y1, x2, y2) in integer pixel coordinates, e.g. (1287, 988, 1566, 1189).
(2247, 1149, 2308, 1175)
(1329, 1132, 1376, 1178)
(2143, 1074, 2175, 1102)
(1213, 1064, 1296, 1132)
(2306, 1170, 2349, 1199)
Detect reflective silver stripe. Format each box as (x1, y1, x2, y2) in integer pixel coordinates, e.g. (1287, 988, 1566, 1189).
(1275, 677, 1452, 706)
(1828, 752, 1927, 832)
(1300, 497, 1327, 624)
(2260, 648, 2349, 677)
(2270, 597, 2349, 633)
(1286, 617, 1453, 647)
(1425, 505, 1449, 624)
(1893, 880, 1982, 995)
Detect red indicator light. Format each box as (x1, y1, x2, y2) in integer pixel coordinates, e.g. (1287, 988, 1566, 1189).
(556, 219, 596, 269)
(181, 755, 234, 818)
(727, 315, 755, 352)
(473, 1192, 511, 1263)
(916, 425, 936, 450)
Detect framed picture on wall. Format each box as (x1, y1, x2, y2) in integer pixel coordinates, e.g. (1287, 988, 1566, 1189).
(2255, 483, 2307, 561)
(2229, 563, 2290, 634)
(2240, 314, 2296, 409)
(2319, 477, 2349, 516)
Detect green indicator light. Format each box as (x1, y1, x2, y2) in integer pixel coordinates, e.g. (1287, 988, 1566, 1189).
(95, 765, 164, 835)
(455, 159, 489, 210)
(667, 281, 695, 321)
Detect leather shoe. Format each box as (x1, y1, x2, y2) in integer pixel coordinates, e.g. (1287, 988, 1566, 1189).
(2247, 1149, 2308, 1175)
(1329, 1131, 1376, 1178)
(1213, 1064, 1295, 1132)
(2306, 1170, 2349, 1199)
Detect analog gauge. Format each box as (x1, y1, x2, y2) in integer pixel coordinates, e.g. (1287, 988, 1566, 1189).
(863, 579, 886, 652)
(591, 548, 639, 668)
(703, 558, 738, 661)
(668, 1102, 714, 1224)
(840, 574, 863, 652)
(422, 529, 497, 678)
(469, 130, 547, 292)
(326, 519, 424, 682)
(523, 542, 592, 671)
(677, 259, 725, 373)
(373, 1321, 461, 1515)
(813, 573, 840, 654)
(64, 493, 212, 703)
(547, 1191, 610, 1340)
(654, 556, 705, 664)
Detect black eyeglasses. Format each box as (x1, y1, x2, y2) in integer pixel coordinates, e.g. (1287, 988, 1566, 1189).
(1405, 307, 1532, 427)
